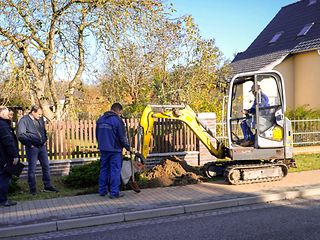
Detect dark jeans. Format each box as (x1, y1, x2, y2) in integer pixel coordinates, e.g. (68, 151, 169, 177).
(99, 151, 122, 197)
(25, 145, 51, 191)
(0, 168, 12, 204)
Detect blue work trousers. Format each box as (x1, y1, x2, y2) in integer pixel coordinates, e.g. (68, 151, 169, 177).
(25, 145, 51, 191)
(99, 151, 122, 197)
(0, 168, 12, 204)
(240, 120, 254, 141)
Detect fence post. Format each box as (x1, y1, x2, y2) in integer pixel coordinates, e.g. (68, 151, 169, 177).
(197, 112, 217, 165)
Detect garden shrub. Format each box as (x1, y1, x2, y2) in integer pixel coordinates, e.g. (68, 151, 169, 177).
(287, 105, 320, 119)
(62, 156, 132, 188)
(8, 176, 22, 193)
(62, 160, 100, 188)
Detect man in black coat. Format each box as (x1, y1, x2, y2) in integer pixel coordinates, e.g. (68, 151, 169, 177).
(0, 106, 19, 207)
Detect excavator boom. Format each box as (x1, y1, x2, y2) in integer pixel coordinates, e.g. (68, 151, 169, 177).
(139, 104, 226, 159)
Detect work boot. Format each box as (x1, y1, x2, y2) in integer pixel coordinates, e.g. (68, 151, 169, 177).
(240, 140, 254, 147)
(43, 186, 59, 193)
(129, 181, 141, 193)
(30, 188, 36, 196)
(0, 200, 17, 207)
(109, 193, 125, 199)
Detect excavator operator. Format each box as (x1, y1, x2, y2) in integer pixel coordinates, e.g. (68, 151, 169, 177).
(240, 84, 269, 147)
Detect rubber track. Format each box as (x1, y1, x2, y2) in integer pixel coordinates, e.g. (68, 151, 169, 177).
(224, 164, 288, 185)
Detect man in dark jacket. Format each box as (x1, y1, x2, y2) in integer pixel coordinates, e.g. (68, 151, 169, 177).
(17, 105, 58, 195)
(96, 103, 130, 199)
(0, 106, 19, 206)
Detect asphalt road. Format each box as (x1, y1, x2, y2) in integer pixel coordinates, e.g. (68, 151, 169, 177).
(9, 196, 320, 240)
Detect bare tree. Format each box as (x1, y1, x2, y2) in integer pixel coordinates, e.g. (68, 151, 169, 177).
(0, 0, 169, 120)
(99, 13, 230, 112)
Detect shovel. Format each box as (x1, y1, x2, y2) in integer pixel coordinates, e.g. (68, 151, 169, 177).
(129, 150, 141, 193)
(126, 124, 142, 193)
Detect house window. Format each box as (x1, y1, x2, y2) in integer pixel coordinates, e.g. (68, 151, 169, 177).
(308, 0, 317, 6)
(269, 31, 283, 43)
(297, 23, 314, 36)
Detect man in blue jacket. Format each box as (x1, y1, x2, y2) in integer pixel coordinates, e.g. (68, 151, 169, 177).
(17, 105, 58, 195)
(96, 103, 130, 199)
(240, 84, 269, 147)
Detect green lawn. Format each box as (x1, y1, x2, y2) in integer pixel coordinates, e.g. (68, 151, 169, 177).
(8, 153, 320, 202)
(289, 153, 320, 172)
(9, 176, 97, 202)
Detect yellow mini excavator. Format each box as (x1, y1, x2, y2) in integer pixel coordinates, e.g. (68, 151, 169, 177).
(135, 71, 296, 184)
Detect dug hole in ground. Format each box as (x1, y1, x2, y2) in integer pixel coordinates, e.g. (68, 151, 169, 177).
(125, 156, 206, 190)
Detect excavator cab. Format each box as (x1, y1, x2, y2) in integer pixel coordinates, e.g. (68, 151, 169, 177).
(227, 71, 294, 162)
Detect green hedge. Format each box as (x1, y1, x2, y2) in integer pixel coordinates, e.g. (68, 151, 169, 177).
(62, 160, 100, 188)
(8, 176, 22, 193)
(62, 156, 132, 188)
(287, 105, 320, 119)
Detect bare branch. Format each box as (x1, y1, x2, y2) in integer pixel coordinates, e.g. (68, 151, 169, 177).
(6, 0, 46, 50)
(63, 6, 87, 113)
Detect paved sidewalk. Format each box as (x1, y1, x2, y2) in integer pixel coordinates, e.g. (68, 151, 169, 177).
(1, 170, 320, 238)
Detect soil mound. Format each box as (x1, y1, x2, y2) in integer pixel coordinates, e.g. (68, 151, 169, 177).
(138, 156, 204, 188)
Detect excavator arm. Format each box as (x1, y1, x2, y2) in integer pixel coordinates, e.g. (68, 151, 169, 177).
(139, 105, 226, 159)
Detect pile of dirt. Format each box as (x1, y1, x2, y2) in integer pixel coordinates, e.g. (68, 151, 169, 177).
(137, 156, 205, 188)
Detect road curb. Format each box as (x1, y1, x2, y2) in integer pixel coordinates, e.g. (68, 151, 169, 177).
(185, 198, 238, 213)
(57, 213, 125, 231)
(124, 206, 185, 221)
(300, 187, 320, 197)
(0, 222, 57, 239)
(1, 187, 320, 238)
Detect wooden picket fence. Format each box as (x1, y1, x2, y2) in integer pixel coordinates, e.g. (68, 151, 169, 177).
(18, 118, 199, 161)
(17, 118, 320, 162)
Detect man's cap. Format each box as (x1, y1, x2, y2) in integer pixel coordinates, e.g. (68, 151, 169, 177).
(249, 84, 261, 92)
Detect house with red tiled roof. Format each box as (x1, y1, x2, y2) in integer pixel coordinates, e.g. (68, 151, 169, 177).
(231, 0, 320, 109)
